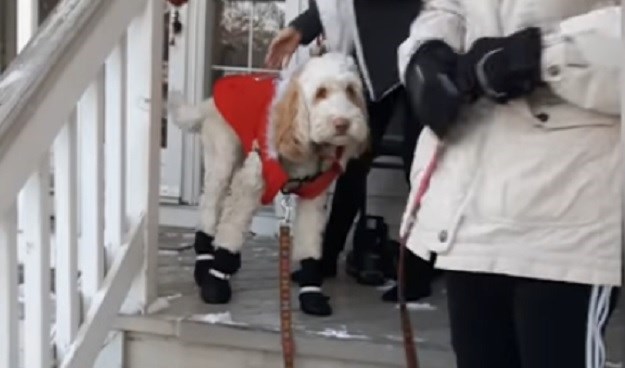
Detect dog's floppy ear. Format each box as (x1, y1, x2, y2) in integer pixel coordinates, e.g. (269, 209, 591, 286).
(273, 78, 311, 163)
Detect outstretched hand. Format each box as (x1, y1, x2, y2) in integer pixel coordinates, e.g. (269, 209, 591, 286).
(265, 27, 302, 69)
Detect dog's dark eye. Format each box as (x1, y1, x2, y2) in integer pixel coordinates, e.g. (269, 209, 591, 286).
(346, 84, 357, 98)
(314, 87, 328, 101)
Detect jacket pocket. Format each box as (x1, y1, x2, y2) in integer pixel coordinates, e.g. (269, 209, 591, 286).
(523, 87, 618, 130)
(473, 103, 620, 227)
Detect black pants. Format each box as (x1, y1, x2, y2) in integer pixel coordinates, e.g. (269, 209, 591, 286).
(446, 271, 620, 368)
(321, 86, 420, 260)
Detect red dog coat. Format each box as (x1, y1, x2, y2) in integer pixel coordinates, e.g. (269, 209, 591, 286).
(213, 74, 343, 205)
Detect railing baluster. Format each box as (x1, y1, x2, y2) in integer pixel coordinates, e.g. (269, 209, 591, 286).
(54, 111, 80, 361)
(104, 37, 128, 268)
(0, 203, 18, 368)
(16, 0, 38, 52)
(78, 69, 106, 305)
(22, 160, 52, 368)
(1, 0, 166, 366)
(124, 0, 163, 310)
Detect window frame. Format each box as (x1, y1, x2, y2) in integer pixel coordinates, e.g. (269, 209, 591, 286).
(210, 0, 287, 77)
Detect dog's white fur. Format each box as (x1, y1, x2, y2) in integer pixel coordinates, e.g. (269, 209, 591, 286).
(170, 53, 369, 263)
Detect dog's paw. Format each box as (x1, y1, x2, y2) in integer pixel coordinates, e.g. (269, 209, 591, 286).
(200, 272, 232, 304)
(299, 292, 332, 316)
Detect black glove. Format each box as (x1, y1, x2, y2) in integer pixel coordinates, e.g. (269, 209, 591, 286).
(404, 40, 463, 139)
(457, 27, 542, 103)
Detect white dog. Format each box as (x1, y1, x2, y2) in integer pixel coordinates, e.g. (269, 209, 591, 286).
(169, 53, 369, 316)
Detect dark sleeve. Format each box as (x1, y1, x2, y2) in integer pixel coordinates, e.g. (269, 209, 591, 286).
(288, 0, 323, 45)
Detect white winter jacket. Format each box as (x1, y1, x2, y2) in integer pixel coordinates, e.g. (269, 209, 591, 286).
(398, 0, 622, 286)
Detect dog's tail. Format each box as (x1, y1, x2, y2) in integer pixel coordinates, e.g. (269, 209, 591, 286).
(167, 90, 218, 133)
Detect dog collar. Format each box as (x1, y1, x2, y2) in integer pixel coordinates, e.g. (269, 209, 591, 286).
(281, 147, 345, 199)
(258, 147, 344, 205)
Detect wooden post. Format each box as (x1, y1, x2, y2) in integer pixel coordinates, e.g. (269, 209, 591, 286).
(22, 159, 53, 368)
(17, 0, 38, 52)
(53, 112, 80, 361)
(124, 0, 164, 312)
(78, 69, 106, 307)
(105, 37, 128, 268)
(0, 204, 18, 368)
(161, 3, 188, 201)
(180, 0, 206, 205)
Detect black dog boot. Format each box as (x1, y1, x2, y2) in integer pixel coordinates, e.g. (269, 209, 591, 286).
(200, 247, 241, 304)
(193, 231, 215, 286)
(298, 258, 332, 316)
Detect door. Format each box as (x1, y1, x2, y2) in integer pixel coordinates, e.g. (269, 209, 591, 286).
(161, 0, 307, 206)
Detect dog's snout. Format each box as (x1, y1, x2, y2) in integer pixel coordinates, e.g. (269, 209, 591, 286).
(333, 118, 350, 135)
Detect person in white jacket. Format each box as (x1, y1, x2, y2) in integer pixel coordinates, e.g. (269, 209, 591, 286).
(398, 1, 621, 367)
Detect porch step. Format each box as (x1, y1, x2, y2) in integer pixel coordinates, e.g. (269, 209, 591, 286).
(116, 312, 452, 368)
(113, 228, 456, 368)
(121, 226, 624, 368)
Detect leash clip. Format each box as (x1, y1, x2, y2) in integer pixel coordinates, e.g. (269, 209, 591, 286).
(280, 195, 294, 226)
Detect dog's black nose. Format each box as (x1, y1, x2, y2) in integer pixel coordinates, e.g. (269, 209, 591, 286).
(333, 118, 350, 135)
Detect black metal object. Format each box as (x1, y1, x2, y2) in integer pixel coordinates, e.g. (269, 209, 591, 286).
(346, 133, 405, 284)
(39, 0, 62, 23)
(371, 134, 404, 170)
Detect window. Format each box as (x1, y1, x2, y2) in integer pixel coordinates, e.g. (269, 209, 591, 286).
(210, 0, 285, 82)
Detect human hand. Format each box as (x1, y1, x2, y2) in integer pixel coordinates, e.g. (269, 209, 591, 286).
(404, 40, 463, 140)
(457, 27, 542, 103)
(265, 27, 302, 69)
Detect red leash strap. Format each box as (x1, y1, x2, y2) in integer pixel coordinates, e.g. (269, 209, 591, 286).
(398, 143, 445, 368)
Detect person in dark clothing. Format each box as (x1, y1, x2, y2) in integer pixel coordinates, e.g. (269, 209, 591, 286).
(266, 0, 435, 303)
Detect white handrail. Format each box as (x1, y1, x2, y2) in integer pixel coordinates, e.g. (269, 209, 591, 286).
(0, 0, 163, 367)
(0, 0, 146, 216)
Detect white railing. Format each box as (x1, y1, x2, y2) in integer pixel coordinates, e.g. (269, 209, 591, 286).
(0, 0, 163, 367)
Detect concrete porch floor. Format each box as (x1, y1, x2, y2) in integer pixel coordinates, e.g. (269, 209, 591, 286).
(117, 226, 624, 367)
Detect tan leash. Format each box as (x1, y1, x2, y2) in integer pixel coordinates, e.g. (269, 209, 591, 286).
(397, 143, 445, 368)
(279, 196, 296, 368)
